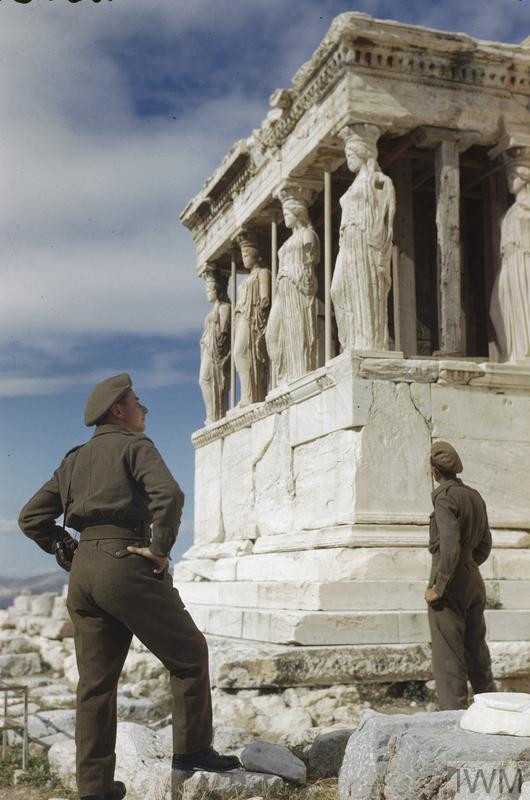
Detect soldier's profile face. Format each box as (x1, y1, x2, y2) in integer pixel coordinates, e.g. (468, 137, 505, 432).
(119, 390, 148, 433)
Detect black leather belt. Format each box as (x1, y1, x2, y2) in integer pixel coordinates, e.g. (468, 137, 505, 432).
(79, 523, 150, 543)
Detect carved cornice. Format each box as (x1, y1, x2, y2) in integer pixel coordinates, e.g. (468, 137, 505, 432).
(181, 14, 529, 240)
(192, 371, 335, 448)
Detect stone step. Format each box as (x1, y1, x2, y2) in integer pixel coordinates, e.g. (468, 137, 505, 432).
(180, 579, 530, 612)
(206, 636, 530, 688)
(187, 604, 530, 646)
(174, 547, 530, 584)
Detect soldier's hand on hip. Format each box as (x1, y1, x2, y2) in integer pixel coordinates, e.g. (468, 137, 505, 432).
(425, 587, 441, 605)
(126, 546, 168, 574)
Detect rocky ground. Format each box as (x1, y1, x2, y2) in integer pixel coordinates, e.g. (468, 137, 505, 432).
(2, 589, 528, 800)
(0, 588, 440, 799)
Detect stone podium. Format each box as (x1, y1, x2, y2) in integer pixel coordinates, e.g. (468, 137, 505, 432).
(178, 14, 530, 690)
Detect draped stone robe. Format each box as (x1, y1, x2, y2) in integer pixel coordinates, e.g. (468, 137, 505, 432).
(266, 225, 320, 383)
(331, 168, 395, 352)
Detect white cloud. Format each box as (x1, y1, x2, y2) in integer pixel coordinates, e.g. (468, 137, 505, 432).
(0, 349, 194, 397)
(0, 519, 19, 536)
(0, 0, 525, 375)
(0, 1, 272, 353)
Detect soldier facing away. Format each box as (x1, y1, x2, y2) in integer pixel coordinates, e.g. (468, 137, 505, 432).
(425, 440, 496, 710)
(19, 374, 239, 800)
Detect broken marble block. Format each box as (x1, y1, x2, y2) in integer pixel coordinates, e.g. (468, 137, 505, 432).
(461, 691, 530, 737)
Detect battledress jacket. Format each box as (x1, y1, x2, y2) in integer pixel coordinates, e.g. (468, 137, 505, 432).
(18, 424, 184, 558)
(428, 478, 492, 597)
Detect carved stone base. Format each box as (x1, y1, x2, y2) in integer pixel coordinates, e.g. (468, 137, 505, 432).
(182, 356, 530, 646)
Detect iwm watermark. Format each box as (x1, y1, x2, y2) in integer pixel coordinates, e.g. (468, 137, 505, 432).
(448, 764, 525, 795)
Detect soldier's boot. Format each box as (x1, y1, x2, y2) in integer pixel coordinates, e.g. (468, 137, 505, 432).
(80, 780, 126, 800)
(172, 746, 240, 772)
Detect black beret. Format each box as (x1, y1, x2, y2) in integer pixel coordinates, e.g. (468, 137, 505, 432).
(84, 373, 132, 427)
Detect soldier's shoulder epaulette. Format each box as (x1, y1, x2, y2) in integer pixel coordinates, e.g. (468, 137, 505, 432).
(133, 433, 156, 446)
(63, 444, 83, 460)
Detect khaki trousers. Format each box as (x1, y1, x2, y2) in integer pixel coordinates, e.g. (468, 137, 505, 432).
(428, 561, 495, 710)
(67, 530, 212, 797)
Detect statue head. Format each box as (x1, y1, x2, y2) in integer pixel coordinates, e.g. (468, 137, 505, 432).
(504, 148, 530, 195)
(340, 123, 380, 173)
(276, 183, 314, 229)
(200, 266, 229, 304)
(236, 232, 266, 271)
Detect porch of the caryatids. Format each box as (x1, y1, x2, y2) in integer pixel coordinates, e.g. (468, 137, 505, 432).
(265, 180, 321, 384)
(330, 123, 396, 353)
(489, 138, 530, 364)
(233, 230, 271, 406)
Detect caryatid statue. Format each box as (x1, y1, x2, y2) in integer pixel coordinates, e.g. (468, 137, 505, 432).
(490, 146, 530, 363)
(199, 267, 231, 424)
(331, 123, 396, 352)
(233, 232, 271, 406)
(265, 183, 320, 383)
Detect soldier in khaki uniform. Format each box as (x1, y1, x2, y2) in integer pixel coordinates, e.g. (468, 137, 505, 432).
(19, 374, 238, 800)
(425, 440, 496, 710)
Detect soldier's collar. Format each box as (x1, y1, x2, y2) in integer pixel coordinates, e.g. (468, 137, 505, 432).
(432, 478, 463, 499)
(92, 424, 136, 437)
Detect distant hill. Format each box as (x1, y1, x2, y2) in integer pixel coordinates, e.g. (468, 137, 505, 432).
(0, 572, 69, 609)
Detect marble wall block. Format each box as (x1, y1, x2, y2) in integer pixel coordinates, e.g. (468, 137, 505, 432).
(235, 548, 431, 583)
(432, 384, 530, 443)
(253, 413, 294, 536)
(292, 430, 363, 531)
(194, 439, 224, 543)
(220, 427, 254, 539)
(446, 439, 530, 527)
(288, 379, 372, 447)
(354, 381, 433, 519)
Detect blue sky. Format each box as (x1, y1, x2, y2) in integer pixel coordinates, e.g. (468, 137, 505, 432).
(0, 0, 528, 576)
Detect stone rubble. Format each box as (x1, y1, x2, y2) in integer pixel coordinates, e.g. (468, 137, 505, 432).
(0, 588, 374, 796)
(3, 588, 529, 799)
(339, 710, 530, 800)
(240, 740, 306, 784)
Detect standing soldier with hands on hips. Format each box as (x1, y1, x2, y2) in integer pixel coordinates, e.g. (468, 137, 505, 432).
(425, 440, 496, 711)
(19, 374, 239, 800)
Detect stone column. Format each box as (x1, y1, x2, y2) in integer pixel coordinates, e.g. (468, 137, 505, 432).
(230, 251, 237, 407)
(390, 159, 417, 355)
(435, 140, 464, 355)
(271, 213, 279, 297)
(270, 213, 279, 389)
(324, 167, 333, 362)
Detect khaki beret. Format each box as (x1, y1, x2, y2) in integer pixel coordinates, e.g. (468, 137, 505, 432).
(431, 441, 463, 475)
(84, 373, 132, 427)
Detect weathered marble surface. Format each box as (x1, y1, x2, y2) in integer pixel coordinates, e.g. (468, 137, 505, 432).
(490, 155, 530, 364)
(339, 710, 530, 800)
(331, 123, 395, 353)
(461, 692, 530, 737)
